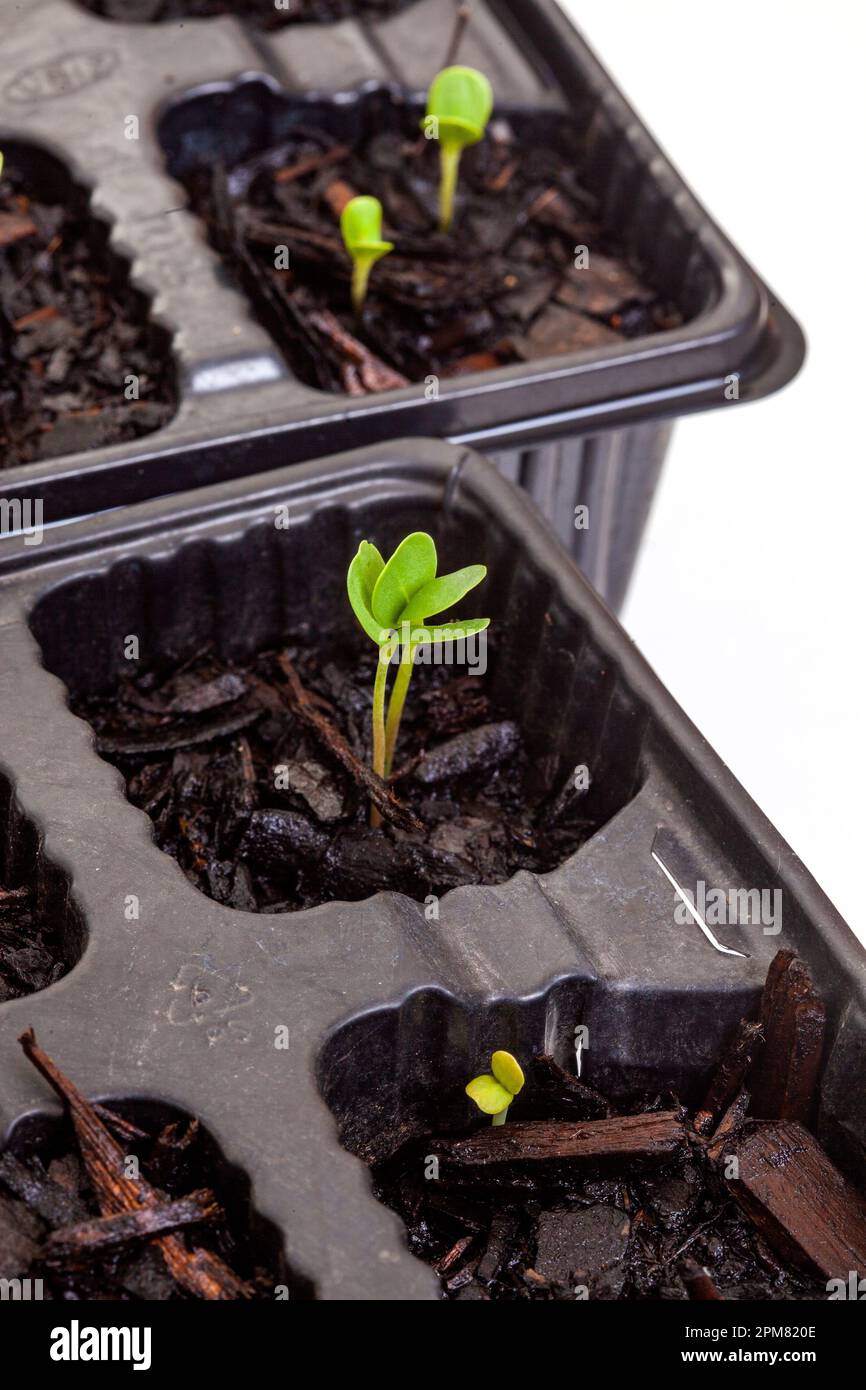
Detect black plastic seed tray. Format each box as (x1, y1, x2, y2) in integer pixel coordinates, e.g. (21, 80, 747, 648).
(0, 0, 803, 610)
(0, 439, 860, 1300)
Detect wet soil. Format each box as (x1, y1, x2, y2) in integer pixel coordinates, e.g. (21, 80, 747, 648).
(0, 161, 177, 469)
(0, 884, 68, 1002)
(373, 1055, 829, 1301)
(179, 105, 682, 394)
(71, 633, 592, 912)
(0, 1105, 283, 1299)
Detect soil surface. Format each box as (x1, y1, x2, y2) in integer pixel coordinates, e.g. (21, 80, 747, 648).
(84, 0, 411, 23)
(0, 1105, 281, 1299)
(71, 634, 593, 912)
(0, 162, 176, 469)
(0, 884, 69, 1002)
(373, 1054, 828, 1301)
(180, 106, 682, 394)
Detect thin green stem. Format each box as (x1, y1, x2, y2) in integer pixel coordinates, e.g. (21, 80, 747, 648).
(383, 645, 414, 777)
(370, 651, 389, 827)
(492, 1106, 509, 1127)
(438, 143, 462, 233)
(351, 255, 373, 314)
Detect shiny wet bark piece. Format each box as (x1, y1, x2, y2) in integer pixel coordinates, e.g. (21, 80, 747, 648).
(748, 951, 826, 1124)
(693, 1018, 763, 1136)
(711, 1120, 866, 1282)
(438, 1113, 686, 1171)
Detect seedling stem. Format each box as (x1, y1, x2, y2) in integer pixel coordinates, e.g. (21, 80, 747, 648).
(340, 195, 394, 314)
(383, 646, 414, 777)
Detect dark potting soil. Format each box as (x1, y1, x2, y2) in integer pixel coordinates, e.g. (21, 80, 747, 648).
(0, 885, 68, 1002)
(83, 0, 411, 24)
(0, 1096, 281, 1299)
(0, 163, 177, 469)
(372, 1054, 828, 1302)
(180, 108, 682, 394)
(71, 633, 592, 912)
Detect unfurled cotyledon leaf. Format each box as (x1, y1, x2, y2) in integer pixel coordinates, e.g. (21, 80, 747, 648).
(465, 1073, 513, 1116)
(402, 565, 487, 623)
(405, 618, 489, 648)
(491, 1050, 525, 1096)
(371, 532, 437, 629)
(347, 539, 386, 643)
(466, 1050, 524, 1125)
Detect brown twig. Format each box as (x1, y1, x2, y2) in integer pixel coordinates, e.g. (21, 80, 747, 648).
(444, 3, 472, 67)
(438, 1113, 686, 1170)
(92, 1102, 149, 1143)
(276, 653, 424, 834)
(304, 308, 409, 392)
(18, 1029, 254, 1299)
(274, 143, 350, 185)
(693, 1019, 763, 1135)
(43, 1189, 222, 1264)
(95, 706, 260, 757)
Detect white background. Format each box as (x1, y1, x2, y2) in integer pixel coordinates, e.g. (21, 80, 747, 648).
(559, 0, 865, 942)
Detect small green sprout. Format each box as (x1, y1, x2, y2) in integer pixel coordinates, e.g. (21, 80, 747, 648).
(423, 65, 493, 233)
(347, 531, 489, 824)
(340, 195, 394, 313)
(466, 1050, 525, 1126)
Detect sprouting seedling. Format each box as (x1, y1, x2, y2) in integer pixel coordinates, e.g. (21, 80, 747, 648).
(347, 530, 489, 824)
(340, 195, 394, 313)
(466, 1050, 524, 1126)
(423, 65, 493, 233)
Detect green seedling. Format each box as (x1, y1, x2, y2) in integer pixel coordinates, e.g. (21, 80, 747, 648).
(340, 195, 394, 313)
(466, 1050, 524, 1126)
(423, 65, 493, 232)
(347, 530, 489, 823)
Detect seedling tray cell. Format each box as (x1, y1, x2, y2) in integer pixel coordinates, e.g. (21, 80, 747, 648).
(0, 440, 859, 1299)
(0, 0, 803, 609)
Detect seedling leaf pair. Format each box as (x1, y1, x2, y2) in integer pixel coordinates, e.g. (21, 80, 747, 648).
(347, 530, 488, 649)
(466, 1050, 525, 1125)
(346, 531, 489, 817)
